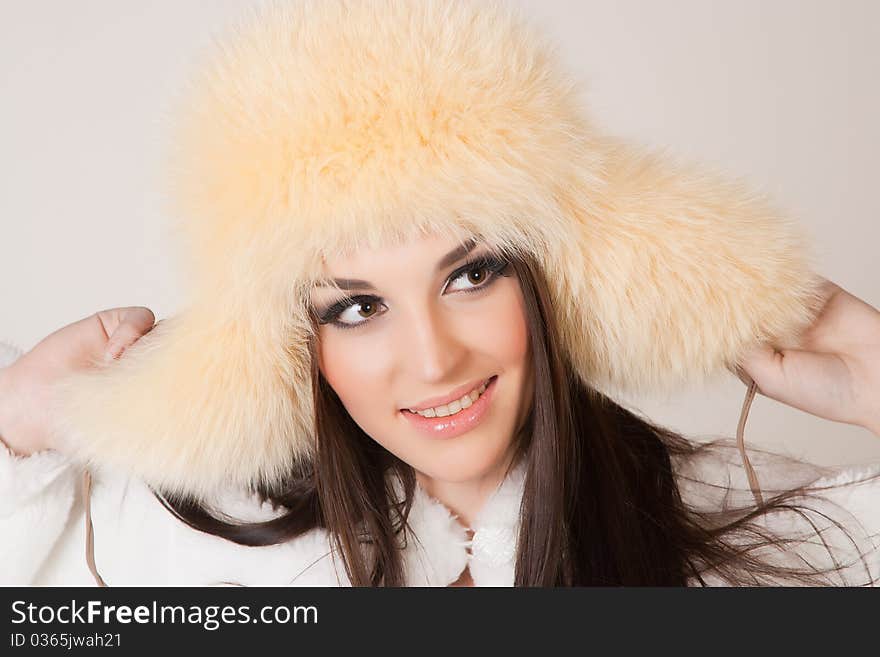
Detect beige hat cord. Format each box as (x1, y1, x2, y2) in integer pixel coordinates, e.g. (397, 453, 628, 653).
(81, 469, 107, 587)
(736, 379, 765, 507)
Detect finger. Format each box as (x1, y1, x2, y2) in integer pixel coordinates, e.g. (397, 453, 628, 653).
(733, 344, 779, 394)
(734, 344, 781, 397)
(738, 345, 854, 423)
(94, 307, 154, 339)
(100, 307, 156, 360)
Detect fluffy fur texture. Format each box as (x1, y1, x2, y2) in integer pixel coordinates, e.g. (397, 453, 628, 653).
(49, 0, 825, 500)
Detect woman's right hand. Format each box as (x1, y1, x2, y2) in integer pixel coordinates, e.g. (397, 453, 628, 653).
(0, 307, 156, 457)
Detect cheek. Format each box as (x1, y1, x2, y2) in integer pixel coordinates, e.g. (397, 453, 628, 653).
(467, 278, 529, 369)
(317, 331, 391, 414)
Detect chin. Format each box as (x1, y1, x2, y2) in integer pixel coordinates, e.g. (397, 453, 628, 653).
(414, 443, 512, 485)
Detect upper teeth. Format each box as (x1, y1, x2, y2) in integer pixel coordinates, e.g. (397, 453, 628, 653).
(408, 379, 490, 418)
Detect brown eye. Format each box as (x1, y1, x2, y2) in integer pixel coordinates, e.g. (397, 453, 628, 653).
(324, 296, 388, 329)
(447, 262, 500, 294)
(357, 301, 377, 318)
(466, 267, 488, 285)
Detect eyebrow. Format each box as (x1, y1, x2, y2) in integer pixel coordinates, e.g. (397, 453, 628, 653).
(315, 239, 480, 291)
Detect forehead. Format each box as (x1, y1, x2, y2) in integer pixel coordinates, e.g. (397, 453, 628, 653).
(318, 232, 479, 277)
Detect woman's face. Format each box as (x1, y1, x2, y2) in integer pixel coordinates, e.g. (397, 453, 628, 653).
(310, 232, 533, 486)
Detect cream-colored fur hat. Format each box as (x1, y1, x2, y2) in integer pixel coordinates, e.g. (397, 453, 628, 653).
(51, 0, 824, 501)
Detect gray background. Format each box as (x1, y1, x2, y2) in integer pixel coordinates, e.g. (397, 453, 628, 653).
(1, 1, 878, 465)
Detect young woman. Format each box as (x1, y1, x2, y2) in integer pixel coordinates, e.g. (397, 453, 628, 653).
(1, 0, 879, 586)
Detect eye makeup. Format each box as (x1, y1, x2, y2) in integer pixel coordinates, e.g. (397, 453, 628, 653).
(312, 252, 511, 330)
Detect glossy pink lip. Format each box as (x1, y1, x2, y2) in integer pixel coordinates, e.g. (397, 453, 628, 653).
(402, 376, 493, 412)
(401, 375, 498, 439)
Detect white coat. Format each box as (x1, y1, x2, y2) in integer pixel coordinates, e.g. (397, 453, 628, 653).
(2, 341, 879, 586)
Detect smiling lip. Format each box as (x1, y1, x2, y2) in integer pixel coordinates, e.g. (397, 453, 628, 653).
(401, 375, 497, 439)
(403, 376, 493, 412)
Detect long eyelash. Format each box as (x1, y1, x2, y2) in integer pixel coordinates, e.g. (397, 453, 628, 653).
(316, 253, 511, 330)
(315, 294, 373, 326)
(451, 254, 511, 293)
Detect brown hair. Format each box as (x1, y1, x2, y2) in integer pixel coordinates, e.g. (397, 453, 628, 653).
(157, 250, 879, 586)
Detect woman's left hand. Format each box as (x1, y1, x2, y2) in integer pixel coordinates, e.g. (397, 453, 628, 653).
(733, 277, 880, 437)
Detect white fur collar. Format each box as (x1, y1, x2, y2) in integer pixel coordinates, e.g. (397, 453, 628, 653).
(400, 459, 526, 586)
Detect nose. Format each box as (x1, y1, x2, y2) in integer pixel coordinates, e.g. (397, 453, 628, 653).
(398, 300, 469, 382)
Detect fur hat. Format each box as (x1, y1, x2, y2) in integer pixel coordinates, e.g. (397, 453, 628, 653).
(50, 0, 825, 501)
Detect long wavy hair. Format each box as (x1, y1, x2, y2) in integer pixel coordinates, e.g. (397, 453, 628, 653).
(157, 250, 880, 586)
